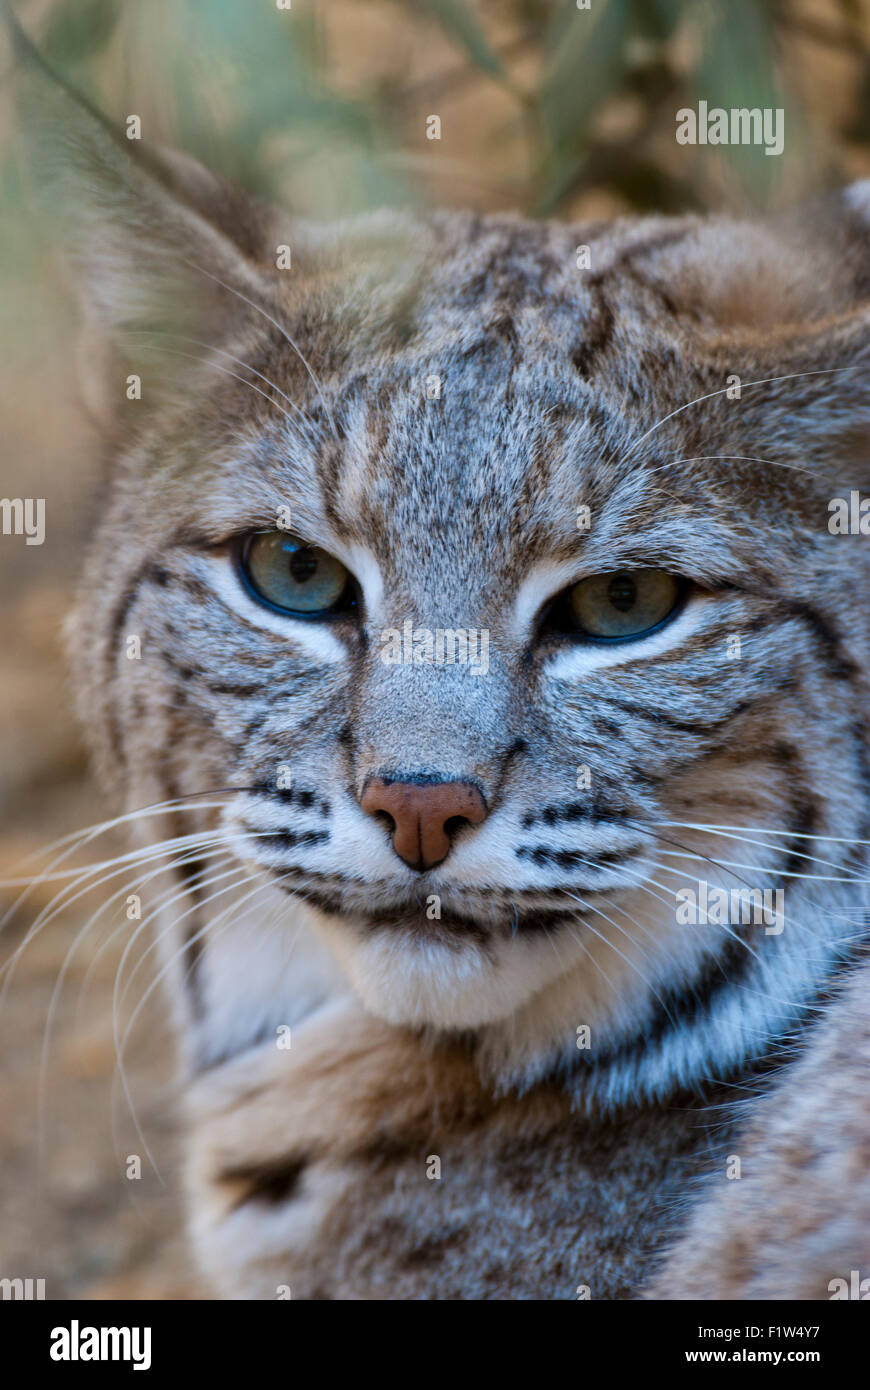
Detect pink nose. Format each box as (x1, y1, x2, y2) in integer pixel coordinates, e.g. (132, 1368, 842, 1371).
(360, 777, 487, 870)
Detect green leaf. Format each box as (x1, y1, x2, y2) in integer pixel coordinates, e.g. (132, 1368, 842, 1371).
(539, 0, 631, 153)
(40, 0, 121, 65)
(414, 0, 507, 81)
(632, 0, 687, 43)
(693, 0, 794, 206)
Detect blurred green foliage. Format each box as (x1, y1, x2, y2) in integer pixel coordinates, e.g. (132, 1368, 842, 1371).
(7, 0, 870, 221)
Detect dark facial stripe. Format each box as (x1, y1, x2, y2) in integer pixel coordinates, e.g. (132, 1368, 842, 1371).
(220, 1154, 309, 1209)
(768, 741, 820, 878)
(593, 929, 755, 1069)
(104, 559, 168, 762)
(600, 695, 754, 736)
(515, 845, 637, 871)
(570, 289, 614, 381)
(522, 797, 632, 830)
(174, 851, 207, 1022)
(256, 830, 330, 851)
(249, 783, 332, 815)
(781, 600, 859, 681)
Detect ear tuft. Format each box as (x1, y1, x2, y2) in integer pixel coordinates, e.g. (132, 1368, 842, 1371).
(5, 5, 284, 424)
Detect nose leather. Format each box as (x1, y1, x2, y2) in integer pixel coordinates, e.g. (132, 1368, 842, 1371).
(360, 777, 487, 870)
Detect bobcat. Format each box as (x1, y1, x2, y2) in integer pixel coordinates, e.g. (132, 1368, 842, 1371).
(10, 19, 870, 1299)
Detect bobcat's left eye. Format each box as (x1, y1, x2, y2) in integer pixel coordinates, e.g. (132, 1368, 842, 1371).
(567, 569, 682, 640)
(237, 532, 354, 617)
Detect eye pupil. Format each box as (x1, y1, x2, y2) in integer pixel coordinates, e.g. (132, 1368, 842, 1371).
(607, 573, 637, 613)
(239, 532, 352, 617)
(566, 568, 681, 641)
(289, 548, 318, 583)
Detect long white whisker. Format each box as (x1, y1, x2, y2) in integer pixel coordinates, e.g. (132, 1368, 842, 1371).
(114, 861, 259, 1017)
(622, 364, 867, 463)
(0, 832, 239, 1000)
(111, 866, 283, 1178)
(1, 826, 237, 889)
(654, 826, 863, 876)
(655, 850, 869, 883)
(644, 453, 814, 478)
(119, 869, 287, 1052)
(33, 848, 241, 1178)
(655, 819, 870, 845)
(72, 851, 236, 1027)
(0, 799, 235, 940)
(182, 258, 340, 441)
(126, 329, 311, 426)
(562, 897, 679, 1026)
(110, 863, 262, 1182)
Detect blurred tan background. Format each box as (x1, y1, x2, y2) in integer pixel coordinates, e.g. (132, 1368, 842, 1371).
(2, 0, 870, 1299)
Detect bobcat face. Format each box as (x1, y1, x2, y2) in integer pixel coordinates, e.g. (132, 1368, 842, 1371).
(197, 297, 752, 1034)
(21, 44, 868, 1092)
(75, 202, 870, 1082)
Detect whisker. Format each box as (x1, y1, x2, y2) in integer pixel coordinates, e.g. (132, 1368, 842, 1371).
(72, 851, 235, 1028)
(0, 832, 240, 1000)
(114, 860, 259, 1017)
(655, 850, 870, 884)
(111, 866, 286, 1178)
(182, 258, 340, 441)
(561, 922, 620, 997)
(624, 818, 772, 900)
(33, 848, 242, 1179)
(654, 819, 870, 846)
(110, 863, 263, 1182)
(3, 785, 266, 941)
(655, 824, 865, 876)
(623, 363, 867, 463)
(124, 343, 309, 436)
(562, 901, 679, 1028)
(644, 453, 814, 478)
(126, 329, 310, 425)
(119, 869, 289, 1050)
(12, 792, 241, 868)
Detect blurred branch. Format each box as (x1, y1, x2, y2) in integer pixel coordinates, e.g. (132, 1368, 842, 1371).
(776, 9, 867, 54)
(7, 0, 870, 224)
(411, 0, 511, 84)
(394, 28, 536, 110)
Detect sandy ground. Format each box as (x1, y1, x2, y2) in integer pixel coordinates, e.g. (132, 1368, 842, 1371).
(0, 316, 207, 1298)
(0, 605, 208, 1300)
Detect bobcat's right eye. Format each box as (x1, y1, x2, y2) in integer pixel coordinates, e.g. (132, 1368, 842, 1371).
(237, 532, 355, 618)
(568, 569, 681, 639)
(540, 568, 685, 643)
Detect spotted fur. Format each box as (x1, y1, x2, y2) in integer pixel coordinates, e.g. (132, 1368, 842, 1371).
(13, 28, 870, 1299)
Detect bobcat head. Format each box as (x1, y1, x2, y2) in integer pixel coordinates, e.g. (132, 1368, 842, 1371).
(13, 23, 870, 1103)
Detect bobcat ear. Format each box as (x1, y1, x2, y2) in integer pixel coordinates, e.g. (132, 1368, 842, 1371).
(644, 182, 870, 482)
(733, 182, 870, 481)
(6, 8, 285, 426)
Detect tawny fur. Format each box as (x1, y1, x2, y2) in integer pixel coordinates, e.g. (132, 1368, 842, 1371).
(187, 994, 739, 1300)
(649, 959, 870, 1300)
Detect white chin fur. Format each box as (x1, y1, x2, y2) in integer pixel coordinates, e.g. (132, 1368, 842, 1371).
(311, 913, 588, 1029)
